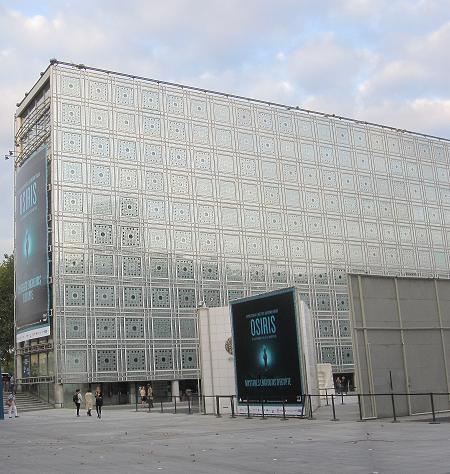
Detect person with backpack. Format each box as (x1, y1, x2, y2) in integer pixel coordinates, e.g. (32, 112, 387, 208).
(73, 389, 82, 416)
(7, 391, 18, 418)
(95, 386, 103, 419)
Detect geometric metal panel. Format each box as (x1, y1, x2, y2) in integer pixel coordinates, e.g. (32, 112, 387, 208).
(124, 287, 143, 307)
(66, 318, 86, 338)
(181, 349, 197, 369)
(121, 226, 141, 246)
(127, 350, 146, 371)
(125, 318, 145, 338)
(96, 318, 116, 338)
(179, 319, 197, 338)
(64, 253, 85, 274)
(122, 256, 142, 277)
(120, 197, 139, 217)
(154, 349, 173, 370)
(65, 285, 86, 306)
(93, 224, 113, 245)
(97, 350, 117, 371)
(92, 195, 112, 215)
(66, 351, 87, 372)
(93, 254, 114, 275)
(94, 286, 115, 306)
(153, 319, 172, 338)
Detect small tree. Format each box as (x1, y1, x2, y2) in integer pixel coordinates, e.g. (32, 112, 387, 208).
(0, 254, 14, 374)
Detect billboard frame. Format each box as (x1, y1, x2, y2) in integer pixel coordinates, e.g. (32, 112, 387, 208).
(230, 287, 306, 414)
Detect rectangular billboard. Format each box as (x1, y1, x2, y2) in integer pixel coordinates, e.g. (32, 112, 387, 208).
(15, 145, 50, 341)
(230, 288, 303, 404)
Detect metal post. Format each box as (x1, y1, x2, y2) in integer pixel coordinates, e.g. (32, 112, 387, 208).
(174, 396, 177, 414)
(357, 394, 363, 422)
(308, 394, 313, 419)
(0, 367, 4, 421)
(430, 393, 439, 424)
(331, 394, 338, 421)
(341, 391, 344, 405)
(281, 400, 287, 421)
(261, 399, 265, 420)
(230, 396, 235, 418)
(246, 401, 251, 419)
(188, 397, 192, 414)
(135, 383, 138, 412)
(391, 393, 398, 422)
(202, 395, 206, 415)
(216, 396, 221, 417)
(160, 400, 163, 413)
(325, 389, 329, 406)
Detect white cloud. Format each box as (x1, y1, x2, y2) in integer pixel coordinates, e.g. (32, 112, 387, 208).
(0, 0, 450, 255)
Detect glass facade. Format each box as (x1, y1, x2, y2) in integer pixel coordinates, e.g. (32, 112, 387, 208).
(16, 61, 450, 385)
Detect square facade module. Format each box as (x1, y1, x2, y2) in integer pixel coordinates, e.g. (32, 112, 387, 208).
(14, 60, 450, 390)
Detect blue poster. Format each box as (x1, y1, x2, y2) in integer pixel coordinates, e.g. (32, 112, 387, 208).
(15, 146, 49, 336)
(231, 288, 303, 404)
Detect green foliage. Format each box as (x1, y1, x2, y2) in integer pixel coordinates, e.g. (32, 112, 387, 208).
(0, 254, 14, 373)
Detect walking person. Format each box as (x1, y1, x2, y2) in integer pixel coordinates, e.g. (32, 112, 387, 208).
(7, 391, 18, 418)
(147, 385, 154, 408)
(95, 386, 103, 419)
(139, 385, 147, 408)
(85, 387, 94, 416)
(73, 389, 82, 417)
(335, 376, 342, 394)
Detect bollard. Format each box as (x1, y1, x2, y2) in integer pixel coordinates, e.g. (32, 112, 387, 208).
(230, 396, 235, 418)
(261, 399, 266, 420)
(188, 397, 192, 415)
(341, 392, 345, 405)
(160, 400, 163, 413)
(331, 394, 338, 421)
(430, 393, 440, 424)
(135, 384, 138, 412)
(281, 400, 287, 421)
(357, 394, 363, 422)
(174, 396, 177, 414)
(308, 394, 313, 419)
(325, 389, 329, 406)
(391, 393, 398, 423)
(247, 401, 251, 419)
(216, 396, 221, 418)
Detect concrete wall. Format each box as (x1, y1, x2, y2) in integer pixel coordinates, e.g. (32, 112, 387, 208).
(349, 275, 450, 418)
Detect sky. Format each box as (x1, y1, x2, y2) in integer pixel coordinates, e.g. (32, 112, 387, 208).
(1, 0, 450, 257)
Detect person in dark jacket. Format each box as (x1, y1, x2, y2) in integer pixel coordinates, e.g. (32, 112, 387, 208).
(95, 386, 103, 419)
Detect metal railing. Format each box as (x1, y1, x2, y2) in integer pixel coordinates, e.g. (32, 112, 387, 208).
(131, 391, 450, 423)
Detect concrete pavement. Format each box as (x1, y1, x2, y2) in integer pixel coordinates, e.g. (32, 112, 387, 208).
(1, 406, 449, 473)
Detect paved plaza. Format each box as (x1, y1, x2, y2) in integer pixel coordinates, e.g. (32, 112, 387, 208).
(1, 404, 450, 474)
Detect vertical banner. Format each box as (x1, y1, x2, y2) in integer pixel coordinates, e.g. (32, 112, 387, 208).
(231, 288, 303, 405)
(15, 146, 50, 342)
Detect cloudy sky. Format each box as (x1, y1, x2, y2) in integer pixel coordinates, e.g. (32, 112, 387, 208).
(1, 0, 450, 256)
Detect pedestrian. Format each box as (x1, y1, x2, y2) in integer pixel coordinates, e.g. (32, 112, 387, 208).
(9, 374, 15, 394)
(85, 387, 94, 416)
(73, 389, 82, 416)
(95, 386, 103, 419)
(139, 385, 147, 408)
(335, 376, 342, 394)
(7, 391, 18, 418)
(147, 385, 154, 408)
(341, 376, 347, 394)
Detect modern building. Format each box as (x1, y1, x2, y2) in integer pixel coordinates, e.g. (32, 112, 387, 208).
(14, 60, 450, 405)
